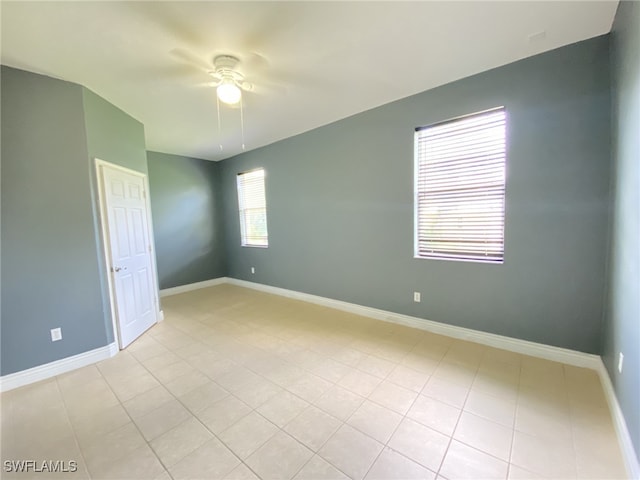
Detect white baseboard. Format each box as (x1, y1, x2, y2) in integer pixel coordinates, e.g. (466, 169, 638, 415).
(225, 278, 601, 370)
(596, 360, 640, 479)
(0, 342, 118, 393)
(159, 277, 227, 297)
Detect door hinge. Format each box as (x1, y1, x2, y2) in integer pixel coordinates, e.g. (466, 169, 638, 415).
(148, 245, 152, 252)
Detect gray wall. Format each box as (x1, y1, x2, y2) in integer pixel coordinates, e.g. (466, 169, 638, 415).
(0, 67, 109, 374)
(147, 151, 226, 289)
(0, 68, 150, 376)
(220, 36, 611, 354)
(604, 0, 640, 460)
(82, 88, 150, 344)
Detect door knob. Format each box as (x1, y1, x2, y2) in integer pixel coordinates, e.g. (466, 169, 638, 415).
(112, 266, 127, 272)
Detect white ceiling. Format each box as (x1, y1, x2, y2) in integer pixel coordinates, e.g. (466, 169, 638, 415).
(1, 1, 618, 161)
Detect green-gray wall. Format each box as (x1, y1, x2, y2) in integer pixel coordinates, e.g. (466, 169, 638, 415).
(147, 151, 226, 289)
(605, 0, 640, 461)
(1, 67, 107, 374)
(220, 36, 611, 354)
(0, 66, 148, 375)
(82, 88, 150, 344)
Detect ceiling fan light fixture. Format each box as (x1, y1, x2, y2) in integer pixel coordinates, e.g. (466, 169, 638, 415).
(217, 80, 241, 105)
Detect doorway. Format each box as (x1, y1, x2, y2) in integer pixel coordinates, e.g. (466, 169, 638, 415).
(96, 159, 160, 349)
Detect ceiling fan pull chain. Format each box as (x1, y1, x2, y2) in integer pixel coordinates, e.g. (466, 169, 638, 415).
(240, 96, 246, 151)
(216, 95, 223, 151)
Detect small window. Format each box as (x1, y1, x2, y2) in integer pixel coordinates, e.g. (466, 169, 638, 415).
(414, 107, 506, 263)
(237, 168, 268, 247)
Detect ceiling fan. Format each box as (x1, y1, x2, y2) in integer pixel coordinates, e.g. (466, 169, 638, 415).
(207, 54, 253, 105)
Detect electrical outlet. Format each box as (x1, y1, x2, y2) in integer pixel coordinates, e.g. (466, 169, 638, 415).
(618, 352, 624, 373)
(413, 292, 421, 303)
(251, 267, 255, 274)
(51, 328, 62, 342)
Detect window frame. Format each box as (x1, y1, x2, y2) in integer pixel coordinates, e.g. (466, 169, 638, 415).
(237, 167, 269, 248)
(413, 107, 507, 264)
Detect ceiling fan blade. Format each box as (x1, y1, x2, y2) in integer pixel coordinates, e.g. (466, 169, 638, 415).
(127, 64, 208, 82)
(125, 2, 209, 51)
(170, 48, 212, 72)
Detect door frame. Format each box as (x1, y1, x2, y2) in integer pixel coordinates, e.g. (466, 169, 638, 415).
(95, 158, 162, 350)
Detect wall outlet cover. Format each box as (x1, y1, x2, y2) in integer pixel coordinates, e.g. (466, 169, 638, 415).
(618, 352, 624, 373)
(50, 328, 62, 342)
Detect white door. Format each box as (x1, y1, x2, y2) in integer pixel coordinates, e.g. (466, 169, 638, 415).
(100, 164, 157, 348)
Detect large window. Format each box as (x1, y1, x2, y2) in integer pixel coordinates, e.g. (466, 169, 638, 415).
(237, 168, 268, 247)
(414, 107, 506, 263)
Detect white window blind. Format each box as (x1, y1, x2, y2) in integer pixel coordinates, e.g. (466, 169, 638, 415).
(415, 107, 506, 263)
(237, 168, 268, 247)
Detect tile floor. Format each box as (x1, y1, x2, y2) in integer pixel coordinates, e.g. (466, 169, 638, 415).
(1, 284, 629, 480)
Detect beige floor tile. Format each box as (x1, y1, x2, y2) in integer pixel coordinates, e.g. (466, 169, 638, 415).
(153, 471, 172, 480)
(169, 437, 240, 480)
(422, 376, 469, 408)
(224, 463, 261, 480)
(246, 431, 314, 479)
(338, 368, 383, 397)
(407, 394, 461, 436)
(369, 380, 418, 415)
(314, 384, 366, 421)
(464, 389, 516, 427)
(197, 358, 239, 379)
(233, 377, 284, 408)
(478, 357, 520, 385)
(138, 350, 181, 372)
(216, 366, 264, 393)
(572, 422, 628, 479)
(1, 285, 627, 480)
(388, 418, 449, 472)
(149, 360, 196, 384)
(91, 444, 165, 480)
(514, 400, 572, 442)
(177, 380, 228, 413)
(386, 364, 431, 392)
(365, 447, 436, 480)
(453, 411, 513, 461)
(81, 422, 147, 476)
(284, 405, 342, 451)
(510, 430, 576, 479)
(287, 374, 334, 403)
(122, 385, 174, 419)
(257, 390, 310, 427)
(440, 440, 509, 480)
(263, 364, 308, 388)
(356, 354, 397, 378)
(401, 352, 441, 374)
(218, 411, 279, 459)
(150, 417, 213, 467)
(507, 464, 547, 479)
(319, 424, 384, 480)
(164, 369, 210, 397)
(196, 395, 253, 434)
(61, 378, 120, 420)
(70, 403, 131, 445)
(312, 358, 353, 383)
(331, 347, 369, 367)
(56, 365, 102, 391)
(347, 400, 403, 443)
(294, 455, 350, 480)
(471, 373, 519, 402)
(133, 399, 192, 441)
